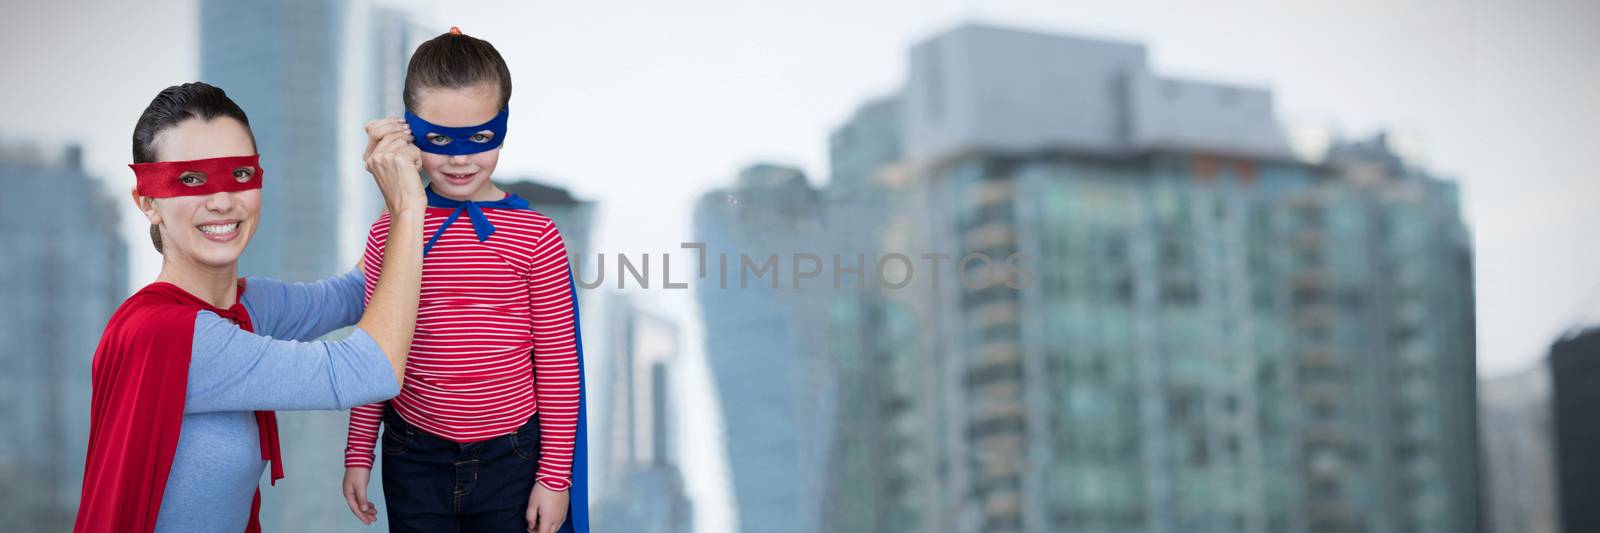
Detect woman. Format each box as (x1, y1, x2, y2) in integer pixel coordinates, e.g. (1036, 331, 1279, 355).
(74, 81, 426, 533)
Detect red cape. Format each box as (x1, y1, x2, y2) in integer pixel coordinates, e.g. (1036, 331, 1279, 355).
(74, 280, 283, 533)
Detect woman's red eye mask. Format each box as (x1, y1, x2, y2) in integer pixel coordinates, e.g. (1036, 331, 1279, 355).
(130, 154, 264, 198)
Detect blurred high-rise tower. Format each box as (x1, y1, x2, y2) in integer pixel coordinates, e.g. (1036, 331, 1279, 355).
(0, 142, 128, 532)
(816, 95, 925, 533)
(202, 0, 345, 283)
(834, 23, 1479, 533)
(1480, 362, 1558, 533)
(590, 294, 694, 533)
(1549, 328, 1600, 532)
(693, 163, 835, 533)
(339, 5, 430, 265)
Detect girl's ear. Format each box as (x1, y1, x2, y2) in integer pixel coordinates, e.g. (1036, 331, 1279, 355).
(130, 187, 163, 226)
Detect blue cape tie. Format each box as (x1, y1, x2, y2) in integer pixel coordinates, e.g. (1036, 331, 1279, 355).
(422, 186, 531, 256)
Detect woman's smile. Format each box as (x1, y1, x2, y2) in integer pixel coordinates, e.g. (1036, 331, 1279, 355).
(195, 220, 242, 242)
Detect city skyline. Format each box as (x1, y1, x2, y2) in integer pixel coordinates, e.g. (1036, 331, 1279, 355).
(0, 142, 128, 531)
(3, 0, 1596, 381)
(2, 2, 1597, 533)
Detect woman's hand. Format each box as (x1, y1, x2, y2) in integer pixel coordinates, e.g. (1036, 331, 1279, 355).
(363, 117, 408, 162)
(363, 128, 426, 217)
(342, 466, 379, 525)
(526, 483, 569, 533)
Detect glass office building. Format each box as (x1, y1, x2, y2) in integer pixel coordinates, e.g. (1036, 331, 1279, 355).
(0, 143, 128, 532)
(838, 23, 1479, 533)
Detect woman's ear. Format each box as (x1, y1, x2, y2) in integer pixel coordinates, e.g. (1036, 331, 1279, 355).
(130, 187, 162, 225)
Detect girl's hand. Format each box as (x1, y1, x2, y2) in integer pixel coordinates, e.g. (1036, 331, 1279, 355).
(526, 483, 569, 533)
(342, 466, 379, 525)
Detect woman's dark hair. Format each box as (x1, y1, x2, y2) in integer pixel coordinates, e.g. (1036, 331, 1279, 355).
(403, 29, 512, 111)
(132, 81, 256, 254)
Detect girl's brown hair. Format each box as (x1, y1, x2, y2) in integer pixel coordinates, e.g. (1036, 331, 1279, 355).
(403, 29, 512, 111)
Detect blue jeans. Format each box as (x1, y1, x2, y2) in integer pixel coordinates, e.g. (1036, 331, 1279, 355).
(381, 407, 541, 532)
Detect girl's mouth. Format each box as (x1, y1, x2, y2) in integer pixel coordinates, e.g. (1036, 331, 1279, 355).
(441, 171, 476, 185)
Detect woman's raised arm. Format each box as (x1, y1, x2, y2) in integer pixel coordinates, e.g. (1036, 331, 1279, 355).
(352, 131, 426, 386)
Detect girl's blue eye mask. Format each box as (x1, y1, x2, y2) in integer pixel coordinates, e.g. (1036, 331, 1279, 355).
(403, 107, 509, 155)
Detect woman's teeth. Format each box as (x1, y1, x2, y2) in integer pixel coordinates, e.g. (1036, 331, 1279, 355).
(198, 222, 239, 235)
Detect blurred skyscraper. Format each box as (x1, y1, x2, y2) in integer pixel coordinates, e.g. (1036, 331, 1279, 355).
(591, 294, 694, 533)
(202, 0, 344, 284)
(0, 142, 127, 532)
(1480, 362, 1559, 533)
(694, 163, 836, 533)
(828, 23, 1479, 533)
(816, 95, 926, 533)
(367, 6, 415, 129)
(338, 5, 428, 264)
(1549, 328, 1600, 532)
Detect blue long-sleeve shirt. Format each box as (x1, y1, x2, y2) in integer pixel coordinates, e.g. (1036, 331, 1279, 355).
(153, 267, 399, 532)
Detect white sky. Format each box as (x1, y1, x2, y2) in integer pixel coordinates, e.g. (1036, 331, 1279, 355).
(5, 1, 1599, 531)
(434, 0, 1600, 377)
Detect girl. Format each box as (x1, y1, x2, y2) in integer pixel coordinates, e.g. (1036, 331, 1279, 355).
(339, 28, 589, 533)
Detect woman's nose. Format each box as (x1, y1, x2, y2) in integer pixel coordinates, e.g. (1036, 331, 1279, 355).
(204, 191, 235, 211)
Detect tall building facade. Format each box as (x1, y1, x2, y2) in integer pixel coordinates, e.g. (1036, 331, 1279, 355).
(1481, 362, 1559, 533)
(591, 294, 694, 533)
(1549, 328, 1600, 532)
(201, 0, 345, 284)
(838, 23, 1478, 533)
(694, 164, 836, 533)
(816, 96, 928, 533)
(0, 142, 128, 531)
(339, 5, 430, 265)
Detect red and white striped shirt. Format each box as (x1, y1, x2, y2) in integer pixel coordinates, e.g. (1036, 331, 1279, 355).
(343, 202, 581, 492)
